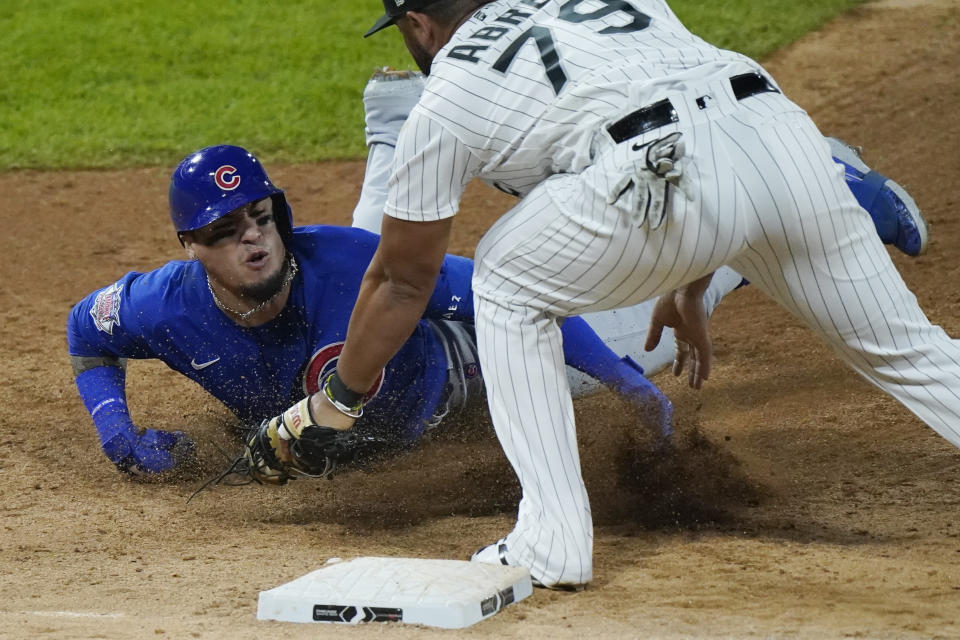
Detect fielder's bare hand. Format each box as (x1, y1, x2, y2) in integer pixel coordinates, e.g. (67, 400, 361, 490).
(644, 273, 715, 389)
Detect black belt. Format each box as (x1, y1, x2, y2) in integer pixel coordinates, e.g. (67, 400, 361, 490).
(606, 72, 780, 144)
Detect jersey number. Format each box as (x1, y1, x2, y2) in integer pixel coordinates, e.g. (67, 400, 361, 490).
(493, 0, 651, 94)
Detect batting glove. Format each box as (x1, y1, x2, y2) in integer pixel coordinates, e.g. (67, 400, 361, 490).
(101, 425, 195, 475)
(618, 374, 674, 444)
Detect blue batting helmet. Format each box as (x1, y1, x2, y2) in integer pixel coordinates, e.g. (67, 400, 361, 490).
(168, 145, 293, 239)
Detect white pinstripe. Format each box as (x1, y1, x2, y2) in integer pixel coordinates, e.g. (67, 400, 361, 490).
(384, 0, 960, 588)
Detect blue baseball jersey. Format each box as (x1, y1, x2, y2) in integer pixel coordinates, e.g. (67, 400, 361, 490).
(67, 225, 475, 442)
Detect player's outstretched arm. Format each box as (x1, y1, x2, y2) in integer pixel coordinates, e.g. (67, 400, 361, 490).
(71, 358, 194, 475)
(561, 316, 673, 442)
(67, 289, 194, 475)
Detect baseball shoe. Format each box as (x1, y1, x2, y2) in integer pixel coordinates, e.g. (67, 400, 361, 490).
(827, 137, 929, 257)
(470, 540, 587, 592)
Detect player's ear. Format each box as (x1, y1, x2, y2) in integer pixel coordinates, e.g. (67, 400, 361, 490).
(404, 11, 440, 48)
(180, 233, 198, 261)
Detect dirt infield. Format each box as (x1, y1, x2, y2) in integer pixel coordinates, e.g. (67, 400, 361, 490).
(2, 1, 959, 638)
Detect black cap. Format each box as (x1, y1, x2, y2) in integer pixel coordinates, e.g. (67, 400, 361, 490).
(364, 0, 447, 37)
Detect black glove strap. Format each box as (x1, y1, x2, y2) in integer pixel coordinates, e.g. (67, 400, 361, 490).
(323, 371, 366, 418)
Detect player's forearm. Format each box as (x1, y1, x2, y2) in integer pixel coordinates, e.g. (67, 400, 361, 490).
(74, 364, 137, 446)
(338, 269, 434, 392)
(338, 216, 453, 391)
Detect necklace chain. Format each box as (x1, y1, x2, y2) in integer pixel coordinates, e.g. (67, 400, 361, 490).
(208, 256, 298, 322)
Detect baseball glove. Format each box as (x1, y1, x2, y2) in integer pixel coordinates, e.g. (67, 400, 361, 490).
(188, 385, 386, 500)
(186, 418, 372, 501)
(242, 396, 363, 485)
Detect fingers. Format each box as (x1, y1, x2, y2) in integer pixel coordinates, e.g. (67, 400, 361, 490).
(692, 344, 711, 389)
(672, 338, 689, 376)
(645, 319, 665, 352)
(688, 350, 701, 389)
(686, 340, 711, 390)
(130, 444, 178, 474)
(672, 338, 711, 389)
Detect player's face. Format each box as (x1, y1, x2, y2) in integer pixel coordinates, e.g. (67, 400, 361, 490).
(183, 197, 287, 299)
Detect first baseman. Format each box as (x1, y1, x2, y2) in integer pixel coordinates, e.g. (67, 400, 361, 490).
(276, 0, 947, 590)
(355, 67, 927, 369)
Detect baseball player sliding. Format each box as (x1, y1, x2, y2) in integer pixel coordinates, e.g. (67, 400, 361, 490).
(68, 142, 738, 475)
(266, 0, 950, 590)
(66, 66, 915, 479)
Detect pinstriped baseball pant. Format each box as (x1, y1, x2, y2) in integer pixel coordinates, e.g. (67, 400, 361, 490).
(472, 86, 960, 587)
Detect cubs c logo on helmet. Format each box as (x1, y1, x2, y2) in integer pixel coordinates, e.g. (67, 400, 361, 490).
(303, 342, 385, 400)
(214, 165, 241, 191)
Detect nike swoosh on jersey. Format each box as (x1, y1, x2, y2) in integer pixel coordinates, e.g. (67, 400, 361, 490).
(190, 357, 221, 370)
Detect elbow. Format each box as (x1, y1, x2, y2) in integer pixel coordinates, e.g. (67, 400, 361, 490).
(370, 248, 443, 306)
(382, 269, 438, 306)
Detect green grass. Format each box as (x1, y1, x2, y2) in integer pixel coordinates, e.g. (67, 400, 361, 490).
(673, 0, 867, 62)
(0, 0, 866, 170)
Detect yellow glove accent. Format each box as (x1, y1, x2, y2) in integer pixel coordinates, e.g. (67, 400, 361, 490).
(276, 396, 316, 441)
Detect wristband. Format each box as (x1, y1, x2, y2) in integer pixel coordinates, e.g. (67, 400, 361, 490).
(276, 396, 315, 440)
(323, 371, 366, 418)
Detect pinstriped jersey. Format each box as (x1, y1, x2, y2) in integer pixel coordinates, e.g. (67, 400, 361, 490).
(385, 0, 762, 221)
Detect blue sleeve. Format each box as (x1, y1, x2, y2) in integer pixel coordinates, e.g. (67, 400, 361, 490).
(561, 315, 674, 441)
(75, 364, 194, 474)
(74, 365, 138, 462)
(67, 274, 156, 359)
(561, 316, 644, 387)
(561, 315, 670, 401)
(425, 253, 475, 322)
(75, 357, 198, 477)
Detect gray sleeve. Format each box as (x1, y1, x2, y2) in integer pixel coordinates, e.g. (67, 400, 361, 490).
(71, 355, 128, 377)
